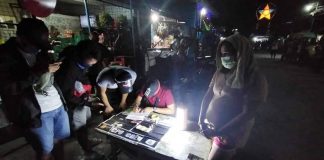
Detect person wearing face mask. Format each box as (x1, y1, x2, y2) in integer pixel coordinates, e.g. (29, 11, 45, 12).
(0, 18, 70, 160)
(55, 40, 104, 159)
(198, 33, 268, 160)
(96, 66, 137, 116)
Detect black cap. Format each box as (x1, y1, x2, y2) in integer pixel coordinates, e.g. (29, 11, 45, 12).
(144, 79, 160, 97)
(117, 80, 133, 94)
(115, 70, 133, 94)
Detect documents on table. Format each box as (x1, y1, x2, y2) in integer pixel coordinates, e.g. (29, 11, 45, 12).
(126, 112, 150, 121)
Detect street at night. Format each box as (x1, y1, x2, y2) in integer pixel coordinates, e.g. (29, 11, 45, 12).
(2, 53, 324, 160)
(0, 0, 324, 160)
(240, 54, 324, 160)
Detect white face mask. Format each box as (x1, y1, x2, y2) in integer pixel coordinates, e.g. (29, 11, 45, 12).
(221, 56, 237, 69)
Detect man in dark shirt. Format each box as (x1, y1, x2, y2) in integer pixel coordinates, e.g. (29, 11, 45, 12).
(55, 40, 104, 159)
(0, 18, 70, 160)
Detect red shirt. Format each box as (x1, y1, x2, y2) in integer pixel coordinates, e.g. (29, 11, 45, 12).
(139, 86, 174, 108)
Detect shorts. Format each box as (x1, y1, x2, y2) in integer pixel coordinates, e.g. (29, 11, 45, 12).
(25, 106, 70, 155)
(72, 106, 91, 130)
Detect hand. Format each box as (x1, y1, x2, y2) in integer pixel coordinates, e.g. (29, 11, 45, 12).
(119, 103, 127, 110)
(198, 117, 205, 131)
(218, 136, 230, 145)
(92, 102, 104, 107)
(132, 105, 141, 113)
(142, 107, 153, 113)
(200, 126, 216, 139)
(104, 106, 114, 114)
(88, 96, 100, 103)
(48, 62, 62, 73)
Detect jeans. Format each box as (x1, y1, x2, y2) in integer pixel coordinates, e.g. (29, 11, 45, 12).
(72, 106, 91, 130)
(26, 106, 70, 155)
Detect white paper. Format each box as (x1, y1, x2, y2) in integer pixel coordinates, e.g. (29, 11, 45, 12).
(126, 112, 150, 121)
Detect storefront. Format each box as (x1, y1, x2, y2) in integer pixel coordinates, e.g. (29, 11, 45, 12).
(0, 0, 136, 55)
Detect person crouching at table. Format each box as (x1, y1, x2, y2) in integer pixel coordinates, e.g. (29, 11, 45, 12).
(132, 79, 175, 115)
(96, 66, 137, 116)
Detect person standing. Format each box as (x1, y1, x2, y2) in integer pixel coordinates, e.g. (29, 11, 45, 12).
(270, 41, 279, 59)
(0, 18, 70, 160)
(88, 30, 111, 92)
(199, 33, 268, 160)
(55, 40, 104, 159)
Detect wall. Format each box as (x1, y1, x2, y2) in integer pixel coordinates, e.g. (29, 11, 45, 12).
(0, 0, 19, 44)
(40, 13, 81, 37)
(105, 5, 133, 24)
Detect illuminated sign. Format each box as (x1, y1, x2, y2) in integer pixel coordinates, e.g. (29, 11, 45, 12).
(257, 3, 276, 20)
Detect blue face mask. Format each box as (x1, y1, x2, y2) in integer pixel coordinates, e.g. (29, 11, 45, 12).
(76, 62, 91, 70)
(221, 56, 237, 69)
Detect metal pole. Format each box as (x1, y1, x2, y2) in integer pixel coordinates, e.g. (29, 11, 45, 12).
(310, 2, 319, 31)
(83, 0, 91, 34)
(130, 0, 136, 57)
(196, 2, 199, 39)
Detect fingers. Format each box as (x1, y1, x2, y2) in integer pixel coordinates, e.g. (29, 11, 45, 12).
(49, 62, 61, 73)
(104, 106, 114, 114)
(92, 102, 104, 107)
(50, 62, 62, 66)
(138, 108, 145, 113)
(135, 107, 141, 112)
(49, 67, 60, 72)
(53, 62, 62, 65)
(96, 103, 104, 106)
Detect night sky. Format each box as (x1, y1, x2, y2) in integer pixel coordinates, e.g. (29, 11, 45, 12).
(142, 0, 319, 35)
(206, 0, 315, 35)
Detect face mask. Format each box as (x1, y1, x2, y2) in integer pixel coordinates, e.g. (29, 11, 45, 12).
(221, 56, 237, 69)
(76, 62, 91, 69)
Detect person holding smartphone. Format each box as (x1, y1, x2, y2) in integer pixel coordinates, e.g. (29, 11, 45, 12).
(0, 18, 70, 160)
(55, 40, 104, 159)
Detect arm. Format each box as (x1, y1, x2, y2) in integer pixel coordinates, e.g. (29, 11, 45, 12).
(99, 86, 114, 113)
(119, 93, 129, 110)
(0, 55, 48, 95)
(149, 104, 175, 115)
(132, 95, 143, 112)
(199, 73, 217, 124)
(217, 101, 260, 135)
(218, 74, 268, 135)
(143, 89, 176, 115)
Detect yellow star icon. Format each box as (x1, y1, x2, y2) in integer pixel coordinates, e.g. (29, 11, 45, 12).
(258, 4, 273, 20)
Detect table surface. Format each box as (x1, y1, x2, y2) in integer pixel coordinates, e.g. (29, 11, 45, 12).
(95, 110, 212, 160)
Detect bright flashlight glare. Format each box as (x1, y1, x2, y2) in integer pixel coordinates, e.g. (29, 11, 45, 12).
(252, 37, 258, 42)
(175, 107, 187, 130)
(304, 4, 314, 12)
(200, 8, 207, 16)
(151, 13, 159, 22)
